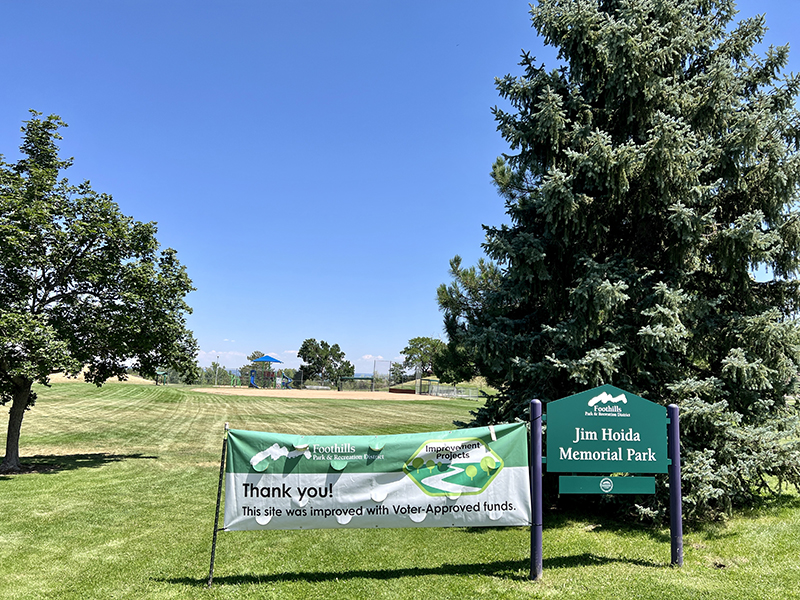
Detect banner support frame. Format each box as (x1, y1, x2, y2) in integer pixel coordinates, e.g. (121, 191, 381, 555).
(207, 422, 229, 588)
(667, 405, 683, 567)
(530, 399, 543, 581)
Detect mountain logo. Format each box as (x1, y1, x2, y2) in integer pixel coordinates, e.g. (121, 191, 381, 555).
(588, 392, 627, 407)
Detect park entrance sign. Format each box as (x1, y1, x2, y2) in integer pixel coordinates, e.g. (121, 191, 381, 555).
(528, 384, 684, 580)
(547, 385, 668, 473)
(546, 385, 668, 494)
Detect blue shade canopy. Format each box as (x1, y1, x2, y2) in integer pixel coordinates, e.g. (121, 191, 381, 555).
(252, 355, 283, 363)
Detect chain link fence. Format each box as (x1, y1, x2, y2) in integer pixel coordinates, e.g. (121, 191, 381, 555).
(419, 379, 483, 400)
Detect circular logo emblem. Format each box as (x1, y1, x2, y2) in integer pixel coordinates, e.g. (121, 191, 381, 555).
(599, 477, 614, 493)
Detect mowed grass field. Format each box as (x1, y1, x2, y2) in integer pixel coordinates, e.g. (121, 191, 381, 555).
(1, 383, 799, 599)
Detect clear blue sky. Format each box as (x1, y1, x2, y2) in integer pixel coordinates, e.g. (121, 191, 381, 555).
(2, 1, 797, 373)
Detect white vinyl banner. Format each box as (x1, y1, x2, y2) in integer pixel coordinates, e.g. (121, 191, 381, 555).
(223, 423, 531, 530)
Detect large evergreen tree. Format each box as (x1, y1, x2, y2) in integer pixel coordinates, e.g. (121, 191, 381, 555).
(437, 0, 800, 519)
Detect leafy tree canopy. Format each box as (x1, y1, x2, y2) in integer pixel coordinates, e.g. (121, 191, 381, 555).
(389, 361, 408, 384)
(247, 350, 265, 362)
(437, 0, 800, 520)
(297, 338, 354, 383)
(239, 350, 267, 377)
(400, 336, 445, 377)
(1, 111, 199, 472)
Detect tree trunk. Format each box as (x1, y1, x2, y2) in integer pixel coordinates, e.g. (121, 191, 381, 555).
(1, 378, 32, 473)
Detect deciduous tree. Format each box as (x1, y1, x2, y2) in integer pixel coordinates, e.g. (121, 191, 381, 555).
(400, 336, 444, 377)
(1, 112, 199, 472)
(297, 338, 354, 384)
(389, 361, 408, 385)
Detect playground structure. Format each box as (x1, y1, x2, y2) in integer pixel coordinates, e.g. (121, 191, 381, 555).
(246, 368, 294, 389)
(249, 355, 283, 389)
(280, 372, 293, 389)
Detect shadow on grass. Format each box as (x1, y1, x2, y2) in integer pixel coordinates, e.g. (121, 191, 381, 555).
(744, 491, 800, 514)
(165, 553, 661, 588)
(528, 509, 673, 544)
(0, 452, 157, 478)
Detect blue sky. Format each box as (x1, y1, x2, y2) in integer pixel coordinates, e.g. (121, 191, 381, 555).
(2, 1, 797, 372)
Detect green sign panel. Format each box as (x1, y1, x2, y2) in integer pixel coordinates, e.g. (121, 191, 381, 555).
(559, 476, 656, 495)
(546, 385, 668, 474)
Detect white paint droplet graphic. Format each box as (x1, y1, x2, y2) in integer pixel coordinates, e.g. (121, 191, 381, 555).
(255, 514, 272, 526)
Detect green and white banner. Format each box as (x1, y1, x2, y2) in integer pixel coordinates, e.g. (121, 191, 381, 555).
(223, 423, 531, 530)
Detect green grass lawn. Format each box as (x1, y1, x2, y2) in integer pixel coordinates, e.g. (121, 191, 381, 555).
(1, 383, 798, 599)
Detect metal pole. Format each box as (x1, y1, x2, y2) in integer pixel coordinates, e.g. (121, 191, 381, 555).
(667, 404, 683, 567)
(207, 422, 229, 587)
(530, 399, 543, 580)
